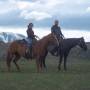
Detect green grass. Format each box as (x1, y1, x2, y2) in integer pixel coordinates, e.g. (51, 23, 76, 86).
(0, 57, 90, 90)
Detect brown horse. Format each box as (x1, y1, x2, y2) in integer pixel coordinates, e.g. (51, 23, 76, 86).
(6, 33, 59, 72)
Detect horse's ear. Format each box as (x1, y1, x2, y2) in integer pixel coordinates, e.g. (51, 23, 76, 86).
(81, 37, 84, 39)
(80, 37, 85, 42)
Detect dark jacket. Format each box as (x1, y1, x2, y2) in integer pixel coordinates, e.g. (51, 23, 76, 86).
(51, 25, 64, 40)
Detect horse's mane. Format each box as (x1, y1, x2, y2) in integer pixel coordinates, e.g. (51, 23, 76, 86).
(37, 33, 52, 43)
(64, 37, 82, 40)
(63, 38, 82, 42)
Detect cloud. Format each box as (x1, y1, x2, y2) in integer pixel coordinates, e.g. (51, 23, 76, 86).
(0, 0, 20, 15)
(20, 11, 52, 21)
(86, 7, 90, 13)
(17, 0, 54, 20)
(0, 0, 90, 29)
(15, 0, 90, 19)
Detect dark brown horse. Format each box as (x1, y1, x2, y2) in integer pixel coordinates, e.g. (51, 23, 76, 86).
(42, 37, 87, 71)
(6, 33, 59, 72)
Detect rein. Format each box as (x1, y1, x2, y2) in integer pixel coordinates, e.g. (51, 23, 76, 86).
(34, 35, 40, 40)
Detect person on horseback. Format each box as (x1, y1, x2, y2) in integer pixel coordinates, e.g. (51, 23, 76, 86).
(51, 20, 64, 41)
(26, 22, 35, 58)
(50, 20, 64, 56)
(27, 23, 35, 42)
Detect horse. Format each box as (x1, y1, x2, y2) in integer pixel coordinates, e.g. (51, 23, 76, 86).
(42, 37, 87, 71)
(6, 33, 59, 72)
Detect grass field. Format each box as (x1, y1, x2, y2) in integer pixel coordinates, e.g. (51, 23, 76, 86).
(0, 56, 90, 90)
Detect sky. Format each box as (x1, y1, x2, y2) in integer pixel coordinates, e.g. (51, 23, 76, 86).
(0, 0, 90, 42)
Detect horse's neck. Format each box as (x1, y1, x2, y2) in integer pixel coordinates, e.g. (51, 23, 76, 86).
(63, 39, 79, 50)
(69, 39, 79, 48)
(34, 36, 50, 50)
(39, 37, 49, 48)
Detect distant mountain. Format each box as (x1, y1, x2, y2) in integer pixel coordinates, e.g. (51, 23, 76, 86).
(0, 32, 26, 43)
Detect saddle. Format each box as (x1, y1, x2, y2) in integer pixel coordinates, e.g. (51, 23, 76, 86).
(17, 38, 37, 59)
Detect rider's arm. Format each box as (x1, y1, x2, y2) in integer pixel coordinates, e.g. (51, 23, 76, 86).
(51, 26, 55, 35)
(59, 27, 64, 38)
(34, 35, 40, 39)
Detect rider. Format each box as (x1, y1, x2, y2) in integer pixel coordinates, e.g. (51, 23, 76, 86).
(51, 20, 64, 41)
(51, 20, 64, 56)
(26, 22, 35, 58)
(27, 23, 35, 41)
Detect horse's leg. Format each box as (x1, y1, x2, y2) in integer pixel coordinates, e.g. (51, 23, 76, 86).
(40, 58, 43, 72)
(13, 55, 20, 71)
(64, 53, 68, 71)
(6, 52, 13, 72)
(58, 55, 63, 71)
(36, 56, 41, 73)
(36, 55, 46, 73)
(42, 51, 48, 71)
(42, 57, 47, 71)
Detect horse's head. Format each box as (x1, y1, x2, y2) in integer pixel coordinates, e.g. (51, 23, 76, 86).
(78, 37, 87, 51)
(48, 33, 59, 46)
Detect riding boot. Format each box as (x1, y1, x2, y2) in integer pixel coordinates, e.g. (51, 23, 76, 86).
(54, 48, 59, 56)
(55, 37, 63, 56)
(53, 47, 59, 56)
(50, 46, 58, 56)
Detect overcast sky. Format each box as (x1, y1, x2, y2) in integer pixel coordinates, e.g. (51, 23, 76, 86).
(0, 0, 90, 42)
(0, 0, 90, 30)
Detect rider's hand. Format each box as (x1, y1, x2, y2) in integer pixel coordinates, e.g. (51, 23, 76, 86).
(62, 35, 65, 39)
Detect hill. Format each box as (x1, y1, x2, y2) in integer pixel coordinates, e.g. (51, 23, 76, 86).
(0, 32, 26, 43)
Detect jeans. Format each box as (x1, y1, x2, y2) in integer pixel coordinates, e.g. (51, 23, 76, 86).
(25, 37, 32, 46)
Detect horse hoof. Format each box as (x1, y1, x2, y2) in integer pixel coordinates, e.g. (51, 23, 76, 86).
(57, 69, 61, 72)
(17, 69, 21, 72)
(64, 69, 67, 71)
(18, 70, 21, 72)
(7, 68, 11, 72)
(58, 66, 61, 71)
